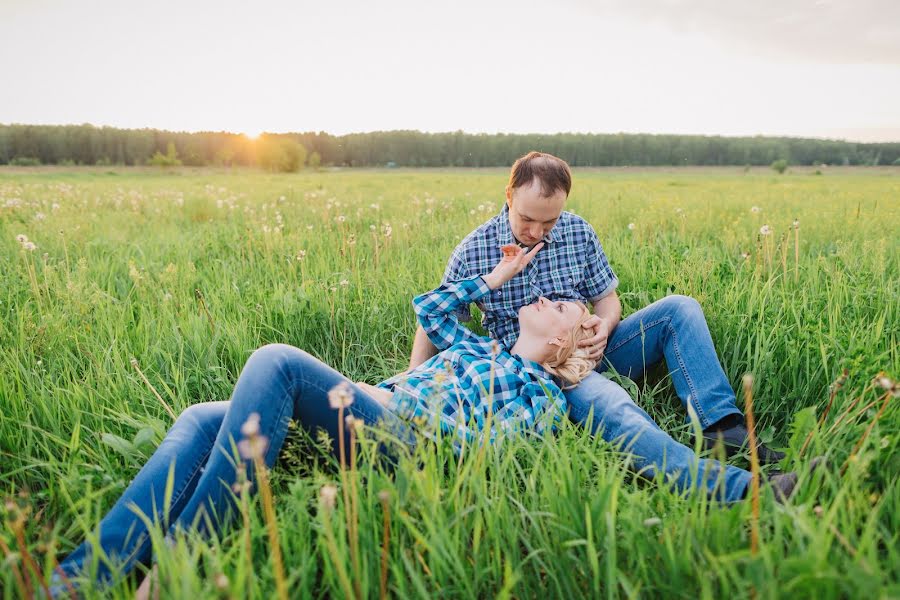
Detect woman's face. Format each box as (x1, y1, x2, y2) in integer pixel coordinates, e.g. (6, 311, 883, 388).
(518, 297, 585, 343)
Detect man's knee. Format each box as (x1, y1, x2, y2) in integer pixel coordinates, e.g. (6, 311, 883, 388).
(658, 294, 703, 322)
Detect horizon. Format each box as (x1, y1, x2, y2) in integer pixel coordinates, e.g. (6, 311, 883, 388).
(3, 122, 899, 146)
(2, 0, 899, 143)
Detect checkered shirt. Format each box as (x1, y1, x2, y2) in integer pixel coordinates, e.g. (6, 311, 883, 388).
(442, 204, 618, 350)
(377, 276, 567, 447)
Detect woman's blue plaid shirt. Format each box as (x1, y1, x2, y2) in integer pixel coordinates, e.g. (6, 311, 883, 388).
(377, 276, 567, 446)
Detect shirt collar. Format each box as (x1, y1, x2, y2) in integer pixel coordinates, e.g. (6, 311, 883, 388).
(496, 204, 564, 247)
(517, 355, 558, 385)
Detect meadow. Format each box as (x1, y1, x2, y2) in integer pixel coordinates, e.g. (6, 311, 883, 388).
(1, 166, 898, 598)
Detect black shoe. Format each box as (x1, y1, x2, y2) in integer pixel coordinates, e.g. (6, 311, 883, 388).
(765, 456, 826, 504)
(699, 420, 786, 464)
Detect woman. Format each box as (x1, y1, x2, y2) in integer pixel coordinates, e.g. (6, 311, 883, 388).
(51, 243, 598, 595)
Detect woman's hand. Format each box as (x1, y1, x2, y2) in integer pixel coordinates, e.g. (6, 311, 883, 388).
(355, 382, 393, 406)
(483, 242, 544, 290)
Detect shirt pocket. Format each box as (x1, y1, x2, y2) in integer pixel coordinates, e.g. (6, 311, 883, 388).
(541, 264, 583, 299)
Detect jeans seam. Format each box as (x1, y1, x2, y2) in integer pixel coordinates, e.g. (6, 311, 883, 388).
(667, 320, 707, 427)
(117, 443, 213, 575)
(606, 315, 709, 428)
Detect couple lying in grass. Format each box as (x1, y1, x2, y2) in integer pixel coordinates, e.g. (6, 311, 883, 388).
(52, 152, 819, 596)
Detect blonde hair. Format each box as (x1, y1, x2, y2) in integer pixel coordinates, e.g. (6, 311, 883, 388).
(542, 302, 597, 389)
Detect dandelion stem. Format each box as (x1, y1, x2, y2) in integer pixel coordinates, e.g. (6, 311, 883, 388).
(379, 492, 391, 600)
(842, 388, 892, 476)
(799, 369, 848, 458)
(743, 374, 760, 555)
(130, 357, 177, 421)
(250, 443, 288, 600)
(0, 535, 29, 598)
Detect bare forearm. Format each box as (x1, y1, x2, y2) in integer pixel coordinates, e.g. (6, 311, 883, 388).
(408, 325, 439, 370)
(593, 291, 622, 331)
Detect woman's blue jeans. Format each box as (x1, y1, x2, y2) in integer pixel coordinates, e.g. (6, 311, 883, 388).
(565, 295, 752, 502)
(54, 344, 409, 592)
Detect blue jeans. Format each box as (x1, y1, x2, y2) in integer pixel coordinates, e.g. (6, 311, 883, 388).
(566, 295, 752, 502)
(54, 344, 411, 594)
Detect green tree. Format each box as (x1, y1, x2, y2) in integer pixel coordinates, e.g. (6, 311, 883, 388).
(308, 151, 321, 170)
(771, 159, 788, 174)
(149, 142, 182, 167)
(257, 136, 307, 172)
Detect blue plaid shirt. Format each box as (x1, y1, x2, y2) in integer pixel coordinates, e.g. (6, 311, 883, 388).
(442, 205, 618, 350)
(377, 276, 567, 446)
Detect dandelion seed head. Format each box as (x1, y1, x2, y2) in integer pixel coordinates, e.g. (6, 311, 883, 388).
(328, 382, 354, 409)
(759, 225, 772, 236)
(23, 241, 37, 251)
(296, 250, 307, 261)
(241, 412, 261, 437)
(751, 206, 761, 213)
(15, 234, 28, 243)
(319, 484, 338, 510)
(339, 279, 349, 287)
(378, 490, 390, 503)
(627, 223, 635, 230)
(337, 215, 347, 223)
(813, 505, 824, 517)
(792, 219, 800, 229)
(237, 435, 269, 460)
(214, 573, 229, 590)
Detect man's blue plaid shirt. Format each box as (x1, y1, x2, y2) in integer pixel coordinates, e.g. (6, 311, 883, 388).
(377, 276, 567, 446)
(442, 204, 618, 350)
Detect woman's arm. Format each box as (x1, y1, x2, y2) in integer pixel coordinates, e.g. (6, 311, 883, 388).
(412, 277, 494, 351)
(413, 243, 544, 352)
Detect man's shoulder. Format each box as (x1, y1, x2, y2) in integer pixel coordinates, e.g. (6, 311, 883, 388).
(453, 214, 501, 253)
(558, 210, 597, 238)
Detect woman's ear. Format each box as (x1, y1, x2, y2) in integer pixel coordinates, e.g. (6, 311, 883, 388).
(548, 336, 568, 347)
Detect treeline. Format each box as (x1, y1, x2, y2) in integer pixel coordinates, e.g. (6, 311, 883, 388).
(2, 123, 899, 168)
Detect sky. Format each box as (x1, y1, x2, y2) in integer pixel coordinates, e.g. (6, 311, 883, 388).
(1, 0, 899, 142)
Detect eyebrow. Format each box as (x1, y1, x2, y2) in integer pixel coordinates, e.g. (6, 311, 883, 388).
(517, 209, 558, 224)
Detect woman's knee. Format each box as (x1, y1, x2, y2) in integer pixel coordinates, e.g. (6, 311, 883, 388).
(246, 343, 315, 379)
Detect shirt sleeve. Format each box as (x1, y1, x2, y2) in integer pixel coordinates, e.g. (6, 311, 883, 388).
(578, 229, 619, 302)
(413, 276, 492, 351)
(440, 243, 473, 322)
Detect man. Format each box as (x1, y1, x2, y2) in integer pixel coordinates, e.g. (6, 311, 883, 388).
(408, 151, 785, 500)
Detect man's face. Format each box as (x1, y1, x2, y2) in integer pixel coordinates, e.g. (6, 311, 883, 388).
(505, 177, 566, 246)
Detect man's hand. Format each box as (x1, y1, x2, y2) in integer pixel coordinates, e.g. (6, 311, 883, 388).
(577, 314, 610, 361)
(483, 242, 544, 290)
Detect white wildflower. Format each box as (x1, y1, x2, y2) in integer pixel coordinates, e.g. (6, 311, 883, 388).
(759, 225, 772, 236)
(750, 206, 761, 213)
(627, 223, 635, 230)
(328, 382, 354, 409)
(319, 484, 338, 510)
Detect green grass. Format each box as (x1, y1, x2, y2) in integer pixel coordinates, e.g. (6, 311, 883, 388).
(1, 166, 898, 598)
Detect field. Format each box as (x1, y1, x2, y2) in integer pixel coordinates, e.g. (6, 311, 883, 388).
(1, 166, 898, 598)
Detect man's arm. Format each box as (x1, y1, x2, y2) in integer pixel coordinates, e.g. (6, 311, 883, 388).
(593, 289, 622, 332)
(410, 240, 471, 370)
(409, 325, 439, 371)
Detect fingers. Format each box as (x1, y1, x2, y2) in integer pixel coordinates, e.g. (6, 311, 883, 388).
(581, 314, 602, 329)
(578, 331, 604, 348)
(522, 242, 545, 264)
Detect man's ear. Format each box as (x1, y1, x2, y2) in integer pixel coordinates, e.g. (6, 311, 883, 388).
(505, 185, 513, 208)
(548, 336, 568, 348)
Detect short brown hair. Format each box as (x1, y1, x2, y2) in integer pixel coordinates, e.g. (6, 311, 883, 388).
(508, 151, 572, 198)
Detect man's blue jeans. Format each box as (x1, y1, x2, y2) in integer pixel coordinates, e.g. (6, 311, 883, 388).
(565, 295, 752, 502)
(54, 344, 410, 593)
